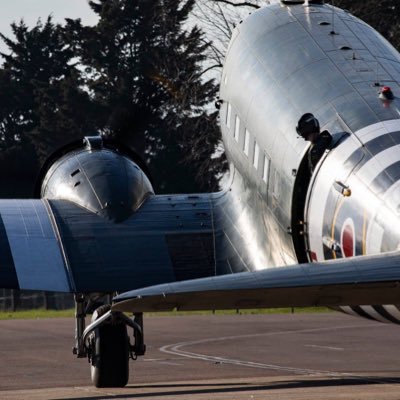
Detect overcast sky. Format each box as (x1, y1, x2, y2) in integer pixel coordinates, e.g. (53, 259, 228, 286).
(0, 0, 98, 53)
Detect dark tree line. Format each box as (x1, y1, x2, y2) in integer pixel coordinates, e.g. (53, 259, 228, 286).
(0, 0, 399, 196)
(334, 0, 400, 50)
(0, 0, 226, 195)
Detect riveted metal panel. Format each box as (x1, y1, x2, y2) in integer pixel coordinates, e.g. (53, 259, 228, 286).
(0, 200, 71, 292)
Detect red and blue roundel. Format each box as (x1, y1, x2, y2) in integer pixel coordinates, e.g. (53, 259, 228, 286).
(340, 218, 355, 258)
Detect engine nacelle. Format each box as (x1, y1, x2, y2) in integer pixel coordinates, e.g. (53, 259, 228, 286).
(41, 136, 154, 222)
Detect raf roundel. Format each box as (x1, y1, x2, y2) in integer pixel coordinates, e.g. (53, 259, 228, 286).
(341, 218, 355, 258)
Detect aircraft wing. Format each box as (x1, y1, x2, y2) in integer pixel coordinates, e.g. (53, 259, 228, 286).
(112, 252, 400, 312)
(0, 195, 220, 293)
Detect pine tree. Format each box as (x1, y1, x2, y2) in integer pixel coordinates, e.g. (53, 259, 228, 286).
(0, 68, 37, 190)
(66, 0, 225, 192)
(0, 17, 98, 167)
(328, 1, 399, 50)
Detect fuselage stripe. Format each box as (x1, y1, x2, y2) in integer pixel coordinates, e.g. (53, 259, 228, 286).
(360, 305, 392, 324)
(339, 306, 360, 317)
(372, 305, 400, 324)
(383, 305, 400, 320)
(343, 132, 400, 177)
(351, 306, 377, 321)
(369, 160, 400, 194)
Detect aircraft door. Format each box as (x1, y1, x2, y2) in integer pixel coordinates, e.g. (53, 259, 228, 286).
(304, 134, 365, 262)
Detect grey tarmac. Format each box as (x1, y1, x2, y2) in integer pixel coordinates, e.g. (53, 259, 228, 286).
(1, 312, 400, 399)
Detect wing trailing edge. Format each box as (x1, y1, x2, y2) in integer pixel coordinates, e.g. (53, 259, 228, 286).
(112, 252, 400, 312)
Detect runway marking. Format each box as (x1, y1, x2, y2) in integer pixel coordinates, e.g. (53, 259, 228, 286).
(159, 323, 400, 384)
(154, 361, 184, 366)
(142, 358, 183, 362)
(304, 344, 344, 351)
(142, 358, 184, 366)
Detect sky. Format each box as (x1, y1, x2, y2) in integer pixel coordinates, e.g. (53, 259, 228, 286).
(0, 0, 98, 54)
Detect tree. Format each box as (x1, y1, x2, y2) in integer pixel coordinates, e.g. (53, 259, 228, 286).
(193, 0, 262, 69)
(0, 17, 98, 174)
(66, 0, 225, 192)
(335, 0, 400, 50)
(0, 68, 37, 193)
(30, 73, 99, 162)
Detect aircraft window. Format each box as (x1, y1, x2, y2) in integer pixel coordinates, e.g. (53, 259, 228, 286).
(253, 142, 260, 169)
(226, 103, 232, 129)
(234, 116, 240, 142)
(244, 129, 250, 156)
(263, 155, 270, 183)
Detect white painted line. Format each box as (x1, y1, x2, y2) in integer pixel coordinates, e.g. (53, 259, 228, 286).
(142, 358, 184, 362)
(161, 343, 328, 375)
(159, 323, 375, 378)
(304, 344, 344, 351)
(158, 322, 400, 385)
(157, 361, 184, 366)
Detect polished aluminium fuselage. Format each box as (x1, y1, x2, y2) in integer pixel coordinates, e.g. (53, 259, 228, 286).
(219, 2, 400, 322)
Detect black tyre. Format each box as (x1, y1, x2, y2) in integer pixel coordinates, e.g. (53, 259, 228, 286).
(90, 305, 130, 388)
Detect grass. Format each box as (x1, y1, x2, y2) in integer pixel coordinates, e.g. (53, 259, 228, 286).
(0, 308, 75, 320)
(0, 307, 331, 320)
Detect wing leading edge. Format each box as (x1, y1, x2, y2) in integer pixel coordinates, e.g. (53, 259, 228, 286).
(0, 185, 276, 293)
(0, 194, 222, 293)
(112, 251, 400, 312)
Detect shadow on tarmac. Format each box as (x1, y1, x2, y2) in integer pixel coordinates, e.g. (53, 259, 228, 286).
(56, 376, 400, 400)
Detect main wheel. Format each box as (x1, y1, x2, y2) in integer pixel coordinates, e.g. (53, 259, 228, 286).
(90, 305, 130, 388)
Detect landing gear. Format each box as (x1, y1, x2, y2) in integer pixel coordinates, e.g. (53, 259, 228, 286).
(89, 305, 129, 387)
(72, 294, 146, 388)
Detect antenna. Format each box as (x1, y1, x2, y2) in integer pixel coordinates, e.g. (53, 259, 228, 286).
(330, 0, 336, 35)
(375, 60, 380, 87)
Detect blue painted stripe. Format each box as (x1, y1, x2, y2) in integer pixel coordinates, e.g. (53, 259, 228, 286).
(370, 160, 400, 193)
(373, 305, 400, 324)
(0, 200, 71, 292)
(344, 131, 400, 171)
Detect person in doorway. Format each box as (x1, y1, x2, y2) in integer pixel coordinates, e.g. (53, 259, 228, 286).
(296, 113, 332, 173)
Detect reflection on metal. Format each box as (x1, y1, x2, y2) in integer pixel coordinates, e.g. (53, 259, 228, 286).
(323, 236, 341, 253)
(0, 200, 71, 292)
(3, 1, 400, 332)
(41, 136, 154, 222)
(84, 136, 103, 150)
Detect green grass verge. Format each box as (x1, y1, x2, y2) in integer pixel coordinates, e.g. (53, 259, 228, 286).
(0, 307, 331, 320)
(0, 308, 75, 320)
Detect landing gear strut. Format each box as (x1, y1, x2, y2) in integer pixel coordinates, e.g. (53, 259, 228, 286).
(72, 294, 146, 388)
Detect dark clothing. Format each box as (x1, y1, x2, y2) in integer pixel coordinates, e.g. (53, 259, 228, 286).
(308, 130, 332, 172)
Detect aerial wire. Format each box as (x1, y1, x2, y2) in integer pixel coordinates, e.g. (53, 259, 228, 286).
(330, 0, 336, 35)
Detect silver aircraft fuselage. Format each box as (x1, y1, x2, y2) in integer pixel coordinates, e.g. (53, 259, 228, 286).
(219, 2, 400, 322)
